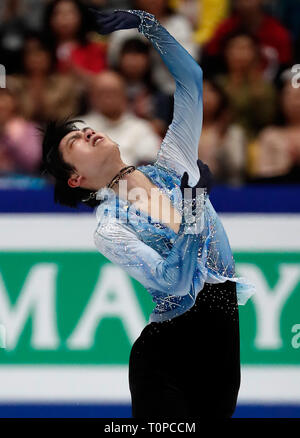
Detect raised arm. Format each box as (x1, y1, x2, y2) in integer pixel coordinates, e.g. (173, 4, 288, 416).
(90, 8, 203, 185)
(130, 10, 203, 185)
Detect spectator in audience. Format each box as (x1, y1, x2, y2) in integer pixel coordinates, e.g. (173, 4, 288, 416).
(81, 70, 161, 166)
(0, 88, 41, 174)
(0, 0, 27, 74)
(198, 78, 246, 185)
(251, 76, 300, 183)
(81, 0, 132, 9)
(265, 0, 300, 45)
(265, 0, 300, 64)
(195, 0, 229, 44)
(108, 0, 197, 94)
(204, 0, 293, 81)
(215, 30, 278, 140)
(0, 0, 49, 33)
(7, 31, 83, 123)
(172, 0, 229, 45)
(43, 0, 107, 79)
(169, 0, 199, 30)
(117, 37, 173, 137)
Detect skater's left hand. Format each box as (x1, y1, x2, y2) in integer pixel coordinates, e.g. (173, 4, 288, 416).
(179, 160, 213, 229)
(180, 159, 214, 199)
(88, 9, 141, 34)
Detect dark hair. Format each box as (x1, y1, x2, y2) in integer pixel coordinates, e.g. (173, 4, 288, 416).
(21, 30, 56, 75)
(220, 28, 260, 53)
(118, 37, 157, 92)
(120, 38, 151, 57)
(39, 118, 100, 209)
(43, 0, 93, 49)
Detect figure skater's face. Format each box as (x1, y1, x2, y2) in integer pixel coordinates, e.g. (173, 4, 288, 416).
(59, 126, 121, 190)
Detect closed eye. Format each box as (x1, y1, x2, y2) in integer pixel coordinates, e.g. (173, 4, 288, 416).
(67, 127, 92, 149)
(69, 133, 81, 148)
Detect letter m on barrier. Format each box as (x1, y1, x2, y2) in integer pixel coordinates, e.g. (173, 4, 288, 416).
(0, 264, 59, 350)
(0, 64, 6, 88)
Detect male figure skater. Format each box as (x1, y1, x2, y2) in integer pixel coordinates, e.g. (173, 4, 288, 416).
(41, 9, 255, 418)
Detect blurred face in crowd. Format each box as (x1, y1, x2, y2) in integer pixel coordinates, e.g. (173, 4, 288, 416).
(234, 0, 262, 15)
(281, 82, 300, 125)
(50, 0, 82, 41)
(24, 45, 52, 76)
(225, 35, 259, 73)
(89, 71, 127, 120)
(0, 91, 16, 125)
(120, 51, 150, 82)
(203, 81, 222, 122)
(134, 0, 167, 17)
(59, 125, 122, 190)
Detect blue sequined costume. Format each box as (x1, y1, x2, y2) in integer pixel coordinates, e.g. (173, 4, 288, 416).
(94, 10, 255, 323)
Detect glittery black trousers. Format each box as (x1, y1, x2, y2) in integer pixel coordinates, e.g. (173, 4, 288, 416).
(129, 280, 240, 418)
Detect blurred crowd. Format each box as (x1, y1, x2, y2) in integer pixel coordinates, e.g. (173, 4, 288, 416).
(0, 0, 300, 187)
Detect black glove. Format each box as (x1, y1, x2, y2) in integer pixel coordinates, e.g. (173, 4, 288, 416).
(88, 9, 141, 34)
(179, 160, 213, 231)
(180, 159, 214, 199)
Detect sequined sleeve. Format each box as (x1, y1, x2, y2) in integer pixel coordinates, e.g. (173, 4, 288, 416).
(94, 216, 205, 297)
(126, 9, 203, 186)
